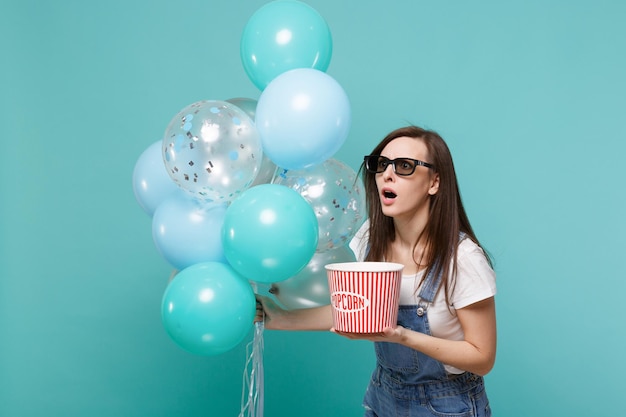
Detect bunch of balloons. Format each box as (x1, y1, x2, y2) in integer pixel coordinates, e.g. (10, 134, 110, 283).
(131, 0, 365, 356)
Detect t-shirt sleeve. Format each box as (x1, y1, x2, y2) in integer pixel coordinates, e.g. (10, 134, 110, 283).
(450, 239, 497, 309)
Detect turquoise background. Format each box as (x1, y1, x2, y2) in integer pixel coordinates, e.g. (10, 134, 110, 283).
(2, 1, 625, 416)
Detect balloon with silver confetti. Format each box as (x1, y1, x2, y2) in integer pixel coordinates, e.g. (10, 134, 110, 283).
(162, 100, 262, 203)
(273, 158, 366, 252)
(226, 97, 278, 187)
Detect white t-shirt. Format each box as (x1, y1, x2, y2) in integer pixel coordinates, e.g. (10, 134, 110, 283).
(349, 221, 497, 374)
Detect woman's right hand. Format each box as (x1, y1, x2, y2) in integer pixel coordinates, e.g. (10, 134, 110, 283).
(255, 295, 287, 330)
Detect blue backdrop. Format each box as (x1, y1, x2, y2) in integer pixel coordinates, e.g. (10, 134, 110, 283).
(2, 1, 625, 416)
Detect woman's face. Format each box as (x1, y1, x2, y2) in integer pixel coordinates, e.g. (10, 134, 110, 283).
(375, 136, 439, 220)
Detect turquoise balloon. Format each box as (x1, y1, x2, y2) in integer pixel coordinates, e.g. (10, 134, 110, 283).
(222, 184, 319, 283)
(255, 68, 351, 170)
(161, 262, 256, 356)
(240, 0, 333, 90)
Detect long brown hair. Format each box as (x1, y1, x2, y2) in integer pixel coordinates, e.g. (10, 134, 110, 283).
(361, 126, 491, 301)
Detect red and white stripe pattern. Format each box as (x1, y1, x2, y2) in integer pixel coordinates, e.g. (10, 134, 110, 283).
(326, 262, 403, 333)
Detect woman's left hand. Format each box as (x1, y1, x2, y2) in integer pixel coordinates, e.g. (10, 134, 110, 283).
(332, 326, 406, 343)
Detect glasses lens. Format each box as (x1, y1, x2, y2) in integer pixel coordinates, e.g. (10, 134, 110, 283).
(365, 155, 384, 173)
(364, 156, 421, 175)
(376, 156, 389, 172)
(395, 159, 416, 175)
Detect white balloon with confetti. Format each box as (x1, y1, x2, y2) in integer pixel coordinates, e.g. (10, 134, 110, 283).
(162, 100, 262, 203)
(273, 158, 366, 252)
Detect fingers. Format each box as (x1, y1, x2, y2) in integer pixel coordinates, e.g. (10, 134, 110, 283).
(254, 294, 272, 307)
(255, 295, 281, 312)
(332, 329, 387, 341)
(383, 327, 396, 337)
(254, 300, 265, 323)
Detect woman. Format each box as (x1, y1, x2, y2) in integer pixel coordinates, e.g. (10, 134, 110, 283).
(257, 126, 496, 416)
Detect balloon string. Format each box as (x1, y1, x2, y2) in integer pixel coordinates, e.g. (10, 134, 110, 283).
(239, 320, 264, 417)
(270, 166, 287, 184)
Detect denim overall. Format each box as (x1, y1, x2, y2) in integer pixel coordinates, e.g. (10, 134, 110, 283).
(362, 259, 491, 417)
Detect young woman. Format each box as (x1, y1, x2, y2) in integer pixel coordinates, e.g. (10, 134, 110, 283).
(257, 126, 497, 416)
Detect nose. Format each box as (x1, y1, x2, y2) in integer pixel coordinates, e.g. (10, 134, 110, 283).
(382, 163, 395, 180)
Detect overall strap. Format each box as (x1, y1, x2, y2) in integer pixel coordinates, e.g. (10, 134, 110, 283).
(417, 261, 442, 303)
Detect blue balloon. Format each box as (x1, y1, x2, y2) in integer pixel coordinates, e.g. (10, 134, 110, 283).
(132, 141, 181, 216)
(240, 0, 333, 90)
(255, 68, 351, 170)
(222, 184, 319, 283)
(152, 194, 228, 270)
(161, 262, 256, 356)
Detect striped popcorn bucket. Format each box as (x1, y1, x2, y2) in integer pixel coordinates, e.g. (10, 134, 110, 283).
(325, 262, 403, 333)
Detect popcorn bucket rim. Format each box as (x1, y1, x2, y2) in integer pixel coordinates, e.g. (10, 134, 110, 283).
(324, 261, 404, 273)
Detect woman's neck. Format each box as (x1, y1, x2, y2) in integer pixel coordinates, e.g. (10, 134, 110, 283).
(388, 214, 430, 275)
(393, 209, 429, 246)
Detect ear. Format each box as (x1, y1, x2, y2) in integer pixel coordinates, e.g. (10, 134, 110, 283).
(428, 172, 440, 195)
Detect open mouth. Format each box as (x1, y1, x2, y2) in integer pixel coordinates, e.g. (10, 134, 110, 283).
(383, 190, 397, 199)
